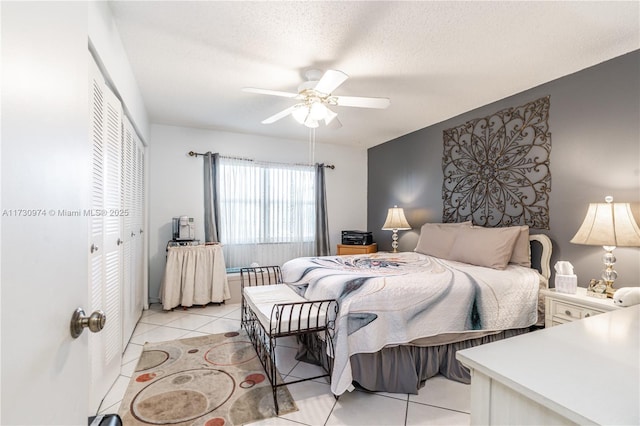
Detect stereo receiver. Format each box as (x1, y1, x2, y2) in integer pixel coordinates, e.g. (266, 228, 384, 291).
(341, 230, 373, 245)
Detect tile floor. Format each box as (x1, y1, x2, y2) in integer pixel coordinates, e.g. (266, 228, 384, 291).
(99, 303, 471, 425)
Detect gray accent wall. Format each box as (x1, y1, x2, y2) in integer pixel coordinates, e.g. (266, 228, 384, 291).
(368, 50, 639, 288)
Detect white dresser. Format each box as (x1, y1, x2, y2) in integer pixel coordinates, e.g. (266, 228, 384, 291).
(457, 306, 640, 425)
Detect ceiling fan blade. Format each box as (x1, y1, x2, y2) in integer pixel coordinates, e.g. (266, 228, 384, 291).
(314, 70, 349, 95)
(333, 95, 390, 109)
(243, 87, 299, 98)
(262, 105, 298, 124)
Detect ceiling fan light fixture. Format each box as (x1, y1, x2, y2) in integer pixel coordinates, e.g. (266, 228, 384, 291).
(291, 104, 320, 128)
(292, 104, 309, 124)
(309, 102, 327, 121)
(324, 107, 338, 125)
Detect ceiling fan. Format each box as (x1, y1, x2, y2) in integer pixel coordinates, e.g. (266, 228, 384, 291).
(243, 69, 390, 129)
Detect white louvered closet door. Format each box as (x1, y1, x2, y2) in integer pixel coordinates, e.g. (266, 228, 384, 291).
(135, 135, 146, 319)
(89, 56, 123, 414)
(121, 116, 133, 348)
(122, 116, 145, 347)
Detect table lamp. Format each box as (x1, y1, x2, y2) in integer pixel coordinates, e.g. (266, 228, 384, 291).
(382, 205, 411, 253)
(570, 196, 640, 298)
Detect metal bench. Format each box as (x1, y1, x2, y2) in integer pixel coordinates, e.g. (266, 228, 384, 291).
(240, 266, 338, 414)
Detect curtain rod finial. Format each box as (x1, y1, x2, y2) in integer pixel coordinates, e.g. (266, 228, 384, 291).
(188, 151, 196, 157)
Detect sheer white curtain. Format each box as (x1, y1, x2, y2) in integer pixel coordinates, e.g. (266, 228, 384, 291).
(218, 157, 315, 268)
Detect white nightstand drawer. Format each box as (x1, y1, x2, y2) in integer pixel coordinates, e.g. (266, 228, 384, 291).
(551, 300, 606, 321)
(551, 300, 580, 321)
(582, 307, 607, 318)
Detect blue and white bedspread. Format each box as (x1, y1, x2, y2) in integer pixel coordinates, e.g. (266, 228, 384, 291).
(281, 251, 541, 395)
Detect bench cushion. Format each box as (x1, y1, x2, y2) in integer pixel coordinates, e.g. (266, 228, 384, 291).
(243, 284, 328, 334)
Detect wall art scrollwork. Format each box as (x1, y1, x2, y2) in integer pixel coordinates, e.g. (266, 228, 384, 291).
(442, 96, 551, 229)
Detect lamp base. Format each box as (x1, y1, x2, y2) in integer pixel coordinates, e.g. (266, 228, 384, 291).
(601, 248, 617, 299)
(390, 230, 399, 253)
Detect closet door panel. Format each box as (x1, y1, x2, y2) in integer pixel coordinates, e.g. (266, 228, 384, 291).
(135, 139, 146, 315)
(89, 66, 105, 412)
(89, 57, 123, 414)
(122, 117, 143, 345)
(102, 85, 123, 364)
(89, 58, 105, 319)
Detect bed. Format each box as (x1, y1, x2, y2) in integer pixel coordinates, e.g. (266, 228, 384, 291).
(281, 223, 552, 396)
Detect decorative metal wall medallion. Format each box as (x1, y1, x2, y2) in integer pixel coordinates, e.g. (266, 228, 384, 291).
(442, 96, 551, 229)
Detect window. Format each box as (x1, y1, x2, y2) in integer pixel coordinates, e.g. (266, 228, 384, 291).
(218, 157, 316, 268)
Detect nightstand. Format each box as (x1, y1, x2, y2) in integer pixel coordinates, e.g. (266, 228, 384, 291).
(541, 287, 621, 327)
(337, 243, 377, 255)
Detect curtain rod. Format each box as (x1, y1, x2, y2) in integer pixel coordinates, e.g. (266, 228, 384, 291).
(188, 151, 335, 169)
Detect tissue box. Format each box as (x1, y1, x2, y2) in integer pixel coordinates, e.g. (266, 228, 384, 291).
(555, 274, 577, 294)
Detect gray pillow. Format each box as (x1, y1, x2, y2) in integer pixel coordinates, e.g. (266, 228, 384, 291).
(449, 226, 521, 270)
(509, 225, 531, 267)
(414, 221, 472, 259)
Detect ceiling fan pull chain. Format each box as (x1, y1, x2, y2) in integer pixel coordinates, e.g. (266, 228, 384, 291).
(308, 127, 317, 166)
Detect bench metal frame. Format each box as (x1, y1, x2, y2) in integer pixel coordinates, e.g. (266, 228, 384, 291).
(240, 266, 338, 414)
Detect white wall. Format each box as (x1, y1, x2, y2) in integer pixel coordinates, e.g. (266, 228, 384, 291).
(148, 124, 368, 302)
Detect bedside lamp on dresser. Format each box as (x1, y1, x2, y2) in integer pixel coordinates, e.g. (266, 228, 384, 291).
(570, 196, 640, 298)
(541, 196, 640, 327)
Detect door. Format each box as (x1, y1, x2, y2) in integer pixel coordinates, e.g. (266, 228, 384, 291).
(135, 139, 147, 314)
(122, 116, 146, 348)
(121, 118, 134, 347)
(122, 117, 145, 348)
(89, 56, 124, 413)
(1, 2, 91, 424)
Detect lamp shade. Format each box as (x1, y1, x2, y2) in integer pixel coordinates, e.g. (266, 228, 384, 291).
(292, 105, 309, 124)
(382, 206, 411, 230)
(570, 200, 640, 247)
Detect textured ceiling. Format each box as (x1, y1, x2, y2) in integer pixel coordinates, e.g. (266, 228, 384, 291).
(108, 1, 639, 148)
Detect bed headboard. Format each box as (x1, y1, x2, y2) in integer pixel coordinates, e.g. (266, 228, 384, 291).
(529, 234, 552, 283)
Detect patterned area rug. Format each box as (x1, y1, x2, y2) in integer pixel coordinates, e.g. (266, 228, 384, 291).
(118, 330, 297, 425)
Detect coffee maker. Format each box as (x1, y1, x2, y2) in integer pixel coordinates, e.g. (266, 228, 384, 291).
(172, 216, 195, 241)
